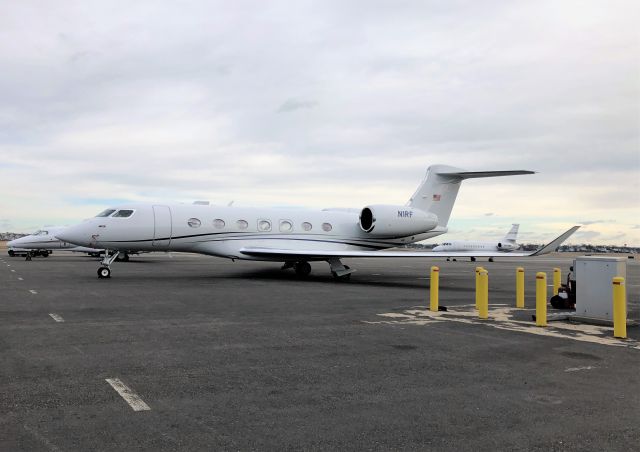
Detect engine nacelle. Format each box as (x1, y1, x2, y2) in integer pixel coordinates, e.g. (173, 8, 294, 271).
(359, 205, 438, 237)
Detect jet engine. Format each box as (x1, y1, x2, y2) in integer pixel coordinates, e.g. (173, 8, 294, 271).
(359, 205, 438, 237)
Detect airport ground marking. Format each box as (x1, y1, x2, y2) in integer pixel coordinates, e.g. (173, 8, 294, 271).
(565, 366, 596, 372)
(49, 313, 64, 323)
(11, 269, 15, 272)
(29, 289, 38, 294)
(105, 378, 151, 412)
(368, 304, 640, 350)
(18, 277, 23, 281)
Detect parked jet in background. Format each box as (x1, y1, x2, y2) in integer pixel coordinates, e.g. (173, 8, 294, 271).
(56, 164, 579, 279)
(7, 226, 104, 258)
(432, 224, 521, 262)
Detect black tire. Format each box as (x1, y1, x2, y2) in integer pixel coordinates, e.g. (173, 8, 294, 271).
(488, 257, 494, 263)
(294, 261, 311, 277)
(41, 251, 49, 257)
(122, 253, 130, 262)
(8, 250, 15, 257)
(97, 267, 111, 278)
(470, 257, 476, 262)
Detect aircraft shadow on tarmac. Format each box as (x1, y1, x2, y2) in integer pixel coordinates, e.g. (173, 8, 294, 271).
(228, 267, 476, 291)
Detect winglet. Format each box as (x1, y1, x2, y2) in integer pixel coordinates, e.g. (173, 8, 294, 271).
(529, 226, 580, 256)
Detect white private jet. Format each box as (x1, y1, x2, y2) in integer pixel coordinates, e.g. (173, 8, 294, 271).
(56, 164, 580, 279)
(7, 226, 104, 258)
(433, 223, 521, 262)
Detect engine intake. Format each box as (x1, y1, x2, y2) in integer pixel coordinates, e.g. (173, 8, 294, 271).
(359, 205, 438, 237)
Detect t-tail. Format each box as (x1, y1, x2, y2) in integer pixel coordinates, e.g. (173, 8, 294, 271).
(406, 165, 535, 227)
(504, 224, 519, 243)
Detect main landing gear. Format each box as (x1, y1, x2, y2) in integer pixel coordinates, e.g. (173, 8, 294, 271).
(281, 259, 355, 281)
(328, 258, 354, 281)
(97, 250, 120, 279)
(282, 261, 313, 278)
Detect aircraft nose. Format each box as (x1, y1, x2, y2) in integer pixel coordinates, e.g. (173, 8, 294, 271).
(55, 224, 90, 246)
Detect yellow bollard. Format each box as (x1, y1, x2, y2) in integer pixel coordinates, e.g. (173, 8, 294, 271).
(430, 266, 440, 312)
(475, 266, 484, 310)
(478, 269, 489, 319)
(516, 267, 525, 308)
(536, 272, 547, 327)
(553, 268, 561, 296)
(612, 277, 627, 339)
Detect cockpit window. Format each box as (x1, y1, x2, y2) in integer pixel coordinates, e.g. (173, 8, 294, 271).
(112, 209, 134, 218)
(96, 209, 116, 217)
(33, 230, 48, 236)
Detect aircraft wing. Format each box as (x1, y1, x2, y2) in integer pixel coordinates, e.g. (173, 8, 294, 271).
(239, 226, 580, 260)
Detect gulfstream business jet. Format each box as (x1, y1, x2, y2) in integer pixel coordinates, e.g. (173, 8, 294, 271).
(56, 165, 579, 279)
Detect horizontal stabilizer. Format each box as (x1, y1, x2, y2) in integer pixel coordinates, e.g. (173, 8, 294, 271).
(437, 170, 535, 179)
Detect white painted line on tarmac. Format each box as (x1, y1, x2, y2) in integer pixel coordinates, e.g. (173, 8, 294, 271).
(11, 269, 15, 272)
(105, 378, 151, 411)
(565, 366, 596, 373)
(49, 313, 64, 323)
(29, 290, 38, 294)
(18, 277, 23, 281)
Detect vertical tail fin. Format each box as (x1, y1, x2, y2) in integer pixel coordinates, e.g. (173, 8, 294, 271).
(504, 224, 519, 243)
(406, 165, 534, 228)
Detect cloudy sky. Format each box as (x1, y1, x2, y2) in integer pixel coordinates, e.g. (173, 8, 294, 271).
(1, 0, 638, 244)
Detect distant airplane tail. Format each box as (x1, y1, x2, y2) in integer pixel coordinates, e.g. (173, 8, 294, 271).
(504, 224, 519, 243)
(406, 165, 534, 228)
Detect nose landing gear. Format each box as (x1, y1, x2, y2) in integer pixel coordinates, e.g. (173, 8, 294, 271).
(97, 250, 120, 279)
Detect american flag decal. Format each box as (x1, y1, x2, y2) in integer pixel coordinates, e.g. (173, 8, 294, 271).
(432, 194, 441, 201)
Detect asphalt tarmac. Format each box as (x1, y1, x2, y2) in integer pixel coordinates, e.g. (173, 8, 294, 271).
(1, 252, 638, 451)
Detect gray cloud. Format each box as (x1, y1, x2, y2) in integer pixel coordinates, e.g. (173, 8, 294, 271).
(578, 220, 615, 226)
(277, 99, 318, 113)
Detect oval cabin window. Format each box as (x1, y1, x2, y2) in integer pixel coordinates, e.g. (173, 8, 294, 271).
(236, 220, 248, 230)
(322, 222, 332, 232)
(258, 219, 272, 232)
(188, 218, 201, 228)
(213, 219, 225, 229)
(280, 220, 293, 232)
(302, 222, 312, 231)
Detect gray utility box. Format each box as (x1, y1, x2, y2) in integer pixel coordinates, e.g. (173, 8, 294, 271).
(574, 256, 627, 322)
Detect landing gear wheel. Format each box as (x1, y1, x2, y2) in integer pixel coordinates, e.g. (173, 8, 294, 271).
(294, 261, 311, 277)
(41, 251, 49, 257)
(97, 267, 111, 278)
(8, 250, 15, 257)
(116, 253, 130, 262)
(470, 257, 476, 262)
(488, 257, 494, 262)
